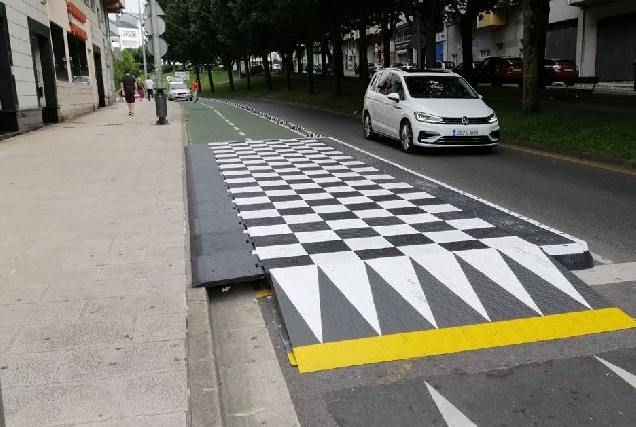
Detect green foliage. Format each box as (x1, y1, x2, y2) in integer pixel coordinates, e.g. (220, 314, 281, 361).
(127, 46, 155, 72)
(113, 49, 141, 84)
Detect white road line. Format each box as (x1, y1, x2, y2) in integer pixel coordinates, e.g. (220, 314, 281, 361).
(574, 261, 636, 286)
(425, 382, 477, 427)
(327, 136, 589, 257)
(233, 127, 240, 131)
(592, 252, 614, 265)
(239, 132, 246, 136)
(595, 357, 636, 389)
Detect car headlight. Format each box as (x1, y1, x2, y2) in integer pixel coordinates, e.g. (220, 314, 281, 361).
(487, 113, 498, 123)
(414, 112, 444, 123)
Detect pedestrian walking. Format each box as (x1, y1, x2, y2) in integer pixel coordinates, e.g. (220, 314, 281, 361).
(120, 70, 136, 116)
(145, 76, 154, 100)
(136, 79, 145, 102)
(190, 79, 199, 102)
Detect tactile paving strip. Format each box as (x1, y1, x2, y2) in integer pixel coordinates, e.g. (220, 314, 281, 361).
(209, 138, 636, 372)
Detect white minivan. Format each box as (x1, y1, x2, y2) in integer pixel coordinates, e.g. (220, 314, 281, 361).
(362, 69, 500, 153)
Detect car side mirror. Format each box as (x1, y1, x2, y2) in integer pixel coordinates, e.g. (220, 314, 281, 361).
(387, 92, 400, 102)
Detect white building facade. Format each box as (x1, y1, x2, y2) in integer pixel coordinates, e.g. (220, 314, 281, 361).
(0, 0, 123, 134)
(109, 19, 140, 50)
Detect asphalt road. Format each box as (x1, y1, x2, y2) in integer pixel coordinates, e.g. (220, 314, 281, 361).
(186, 99, 636, 426)
(228, 99, 636, 264)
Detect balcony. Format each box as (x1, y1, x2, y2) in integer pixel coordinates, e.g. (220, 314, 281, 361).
(104, 0, 125, 13)
(477, 11, 507, 29)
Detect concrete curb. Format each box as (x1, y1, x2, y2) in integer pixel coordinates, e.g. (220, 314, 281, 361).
(181, 104, 224, 427)
(501, 138, 636, 172)
(0, 379, 5, 427)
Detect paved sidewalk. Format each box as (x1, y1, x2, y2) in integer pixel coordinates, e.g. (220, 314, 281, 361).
(0, 101, 188, 426)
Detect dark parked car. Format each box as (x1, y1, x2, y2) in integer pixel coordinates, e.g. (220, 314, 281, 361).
(544, 59, 578, 86)
(453, 61, 483, 76)
(478, 57, 523, 86)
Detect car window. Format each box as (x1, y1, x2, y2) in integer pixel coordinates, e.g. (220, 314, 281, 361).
(376, 72, 392, 95)
(369, 73, 381, 91)
(403, 76, 479, 99)
(390, 74, 405, 99)
(170, 83, 187, 90)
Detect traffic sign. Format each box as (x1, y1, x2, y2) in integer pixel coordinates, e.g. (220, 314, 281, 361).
(148, 38, 168, 58)
(143, 3, 164, 20)
(144, 16, 166, 36)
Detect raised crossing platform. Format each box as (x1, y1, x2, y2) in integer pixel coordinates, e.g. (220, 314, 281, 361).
(203, 137, 635, 372)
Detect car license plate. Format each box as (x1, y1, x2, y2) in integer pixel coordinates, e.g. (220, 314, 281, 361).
(454, 130, 478, 136)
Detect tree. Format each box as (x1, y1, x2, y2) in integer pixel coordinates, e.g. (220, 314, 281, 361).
(128, 46, 154, 74)
(113, 49, 140, 84)
(521, 0, 550, 113)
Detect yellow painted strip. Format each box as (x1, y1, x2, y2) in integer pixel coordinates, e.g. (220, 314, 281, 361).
(287, 352, 298, 366)
(254, 288, 272, 299)
(293, 308, 636, 373)
(503, 144, 636, 177)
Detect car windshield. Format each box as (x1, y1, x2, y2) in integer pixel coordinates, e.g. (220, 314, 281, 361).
(404, 76, 478, 99)
(171, 83, 187, 90)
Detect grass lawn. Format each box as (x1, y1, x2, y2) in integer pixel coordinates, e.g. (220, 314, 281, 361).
(203, 72, 636, 161)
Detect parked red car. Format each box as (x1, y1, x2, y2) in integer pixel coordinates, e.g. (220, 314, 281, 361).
(544, 59, 578, 86)
(478, 57, 523, 87)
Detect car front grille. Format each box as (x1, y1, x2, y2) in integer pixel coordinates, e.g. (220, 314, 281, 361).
(434, 136, 493, 145)
(442, 117, 490, 124)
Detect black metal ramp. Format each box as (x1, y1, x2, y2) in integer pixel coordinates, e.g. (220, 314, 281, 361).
(185, 144, 265, 287)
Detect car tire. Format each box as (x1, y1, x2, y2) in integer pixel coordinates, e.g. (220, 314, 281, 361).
(363, 112, 377, 140)
(400, 120, 415, 154)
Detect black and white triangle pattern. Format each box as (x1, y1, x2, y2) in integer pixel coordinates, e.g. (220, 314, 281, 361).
(209, 138, 607, 346)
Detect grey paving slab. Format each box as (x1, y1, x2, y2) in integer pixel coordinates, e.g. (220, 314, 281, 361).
(0, 101, 191, 424)
(73, 412, 187, 427)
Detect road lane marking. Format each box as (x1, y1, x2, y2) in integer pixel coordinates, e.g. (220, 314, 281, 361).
(592, 253, 614, 265)
(425, 382, 477, 427)
(575, 261, 636, 286)
(504, 144, 636, 177)
(292, 308, 636, 372)
(595, 357, 636, 389)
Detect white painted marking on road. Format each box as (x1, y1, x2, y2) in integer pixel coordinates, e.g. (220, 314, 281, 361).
(400, 244, 491, 321)
(325, 136, 590, 256)
(239, 132, 246, 136)
(271, 265, 323, 342)
(319, 260, 382, 335)
(575, 262, 636, 286)
(425, 382, 478, 427)
(595, 357, 636, 390)
(233, 126, 240, 130)
(367, 256, 438, 328)
(484, 236, 591, 309)
(592, 252, 614, 265)
(456, 248, 543, 315)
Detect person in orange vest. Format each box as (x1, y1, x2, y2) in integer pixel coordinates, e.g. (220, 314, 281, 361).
(190, 79, 199, 103)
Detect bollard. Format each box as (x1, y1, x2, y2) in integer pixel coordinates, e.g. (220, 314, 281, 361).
(155, 90, 168, 124)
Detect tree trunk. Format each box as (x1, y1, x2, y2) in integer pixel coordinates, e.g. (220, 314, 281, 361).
(226, 60, 234, 92)
(424, 2, 437, 68)
(262, 47, 273, 91)
(321, 40, 328, 74)
(381, 21, 392, 68)
(331, 32, 343, 95)
(296, 44, 304, 74)
(306, 40, 314, 94)
(206, 64, 215, 92)
(195, 64, 201, 84)
(358, 17, 369, 81)
(244, 54, 251, 91)
(459, 12, 475, 85)
(284, 48, 293, 91)
(522, 0, 550, 113)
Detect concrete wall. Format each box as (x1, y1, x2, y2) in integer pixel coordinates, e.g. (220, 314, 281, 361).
(4, 0, 49, 111)
(57, 80, 96, 119)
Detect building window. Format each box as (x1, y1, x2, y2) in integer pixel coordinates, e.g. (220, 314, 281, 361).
(479, 49, 490, 58)
(50, 23, 69, 81)
(67, 32, 89, 80)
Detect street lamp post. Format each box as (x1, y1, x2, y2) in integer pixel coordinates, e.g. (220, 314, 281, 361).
(138, 0, 148, 79)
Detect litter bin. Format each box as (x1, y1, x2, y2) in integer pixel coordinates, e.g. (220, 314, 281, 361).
(155, 90, 168, 124)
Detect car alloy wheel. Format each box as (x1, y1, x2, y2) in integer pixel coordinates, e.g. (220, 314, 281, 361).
(364, 113, 377, 140)
(400, 121, 414, 153)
